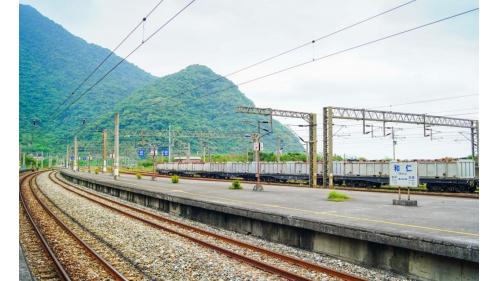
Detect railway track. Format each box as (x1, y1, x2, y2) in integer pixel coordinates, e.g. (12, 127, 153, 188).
(19, 171, 128, 281)
(119, 170, 478, 199)
(19, 171, 64, 281)
(50, 171, 365, 281)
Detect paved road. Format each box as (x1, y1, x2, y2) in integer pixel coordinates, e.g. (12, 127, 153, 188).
(67, 170, 479, 247)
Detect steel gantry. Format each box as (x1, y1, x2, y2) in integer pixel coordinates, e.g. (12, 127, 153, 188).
(322, 106, 479, 188)
(236, 106, 318, 188)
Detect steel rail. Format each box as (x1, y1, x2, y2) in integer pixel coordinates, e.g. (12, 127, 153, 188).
(20, 172, 71, 281)
(51, 171, 365, 281)
(49, 172, 311, 281)
(24, 172, 128, 281)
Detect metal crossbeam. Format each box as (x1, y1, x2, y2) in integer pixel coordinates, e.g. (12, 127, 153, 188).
(121, 130, 249, 138)
(236, 106, 312, 122)
(323, 106, 479, 182)
(236, 106, 317, 187)
(330, 107, 477, 128)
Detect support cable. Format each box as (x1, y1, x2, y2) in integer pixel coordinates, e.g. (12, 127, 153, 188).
(51, 0, 165, 116)
(52, 0, 197, 119)
(158, 0, 418, 102)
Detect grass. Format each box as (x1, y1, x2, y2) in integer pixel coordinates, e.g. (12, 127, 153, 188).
(327, 191, 350, 202)
(136, 173, 142, 179)
(171, 175, 180, 184)
(229, 179, 242, 190)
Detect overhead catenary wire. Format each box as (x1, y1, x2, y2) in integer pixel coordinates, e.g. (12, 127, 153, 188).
(368, 94, 478, 109)
(150, 0, 418, 105)
(67, 4, 473, 140)
(63, 6, 479, 147)
(234, 8, 479, 91)
(50, 0, 165, 116)
(52, 0, 198, 119)
(443, 112, 478, 117)
(162, 7, 479, 112)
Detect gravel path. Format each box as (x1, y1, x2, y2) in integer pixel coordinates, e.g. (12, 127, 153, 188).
(37, 172, 282, 281)
(55, 172, 414, 281)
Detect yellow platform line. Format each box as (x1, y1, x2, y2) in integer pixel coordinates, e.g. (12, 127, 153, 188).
(170, 189, 478, 237)
(104, 173, 478, 238)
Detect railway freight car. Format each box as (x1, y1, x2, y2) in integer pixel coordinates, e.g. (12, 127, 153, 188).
(157, 159, 478, 193)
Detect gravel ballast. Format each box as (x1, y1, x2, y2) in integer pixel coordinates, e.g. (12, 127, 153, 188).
(53, 172, 413, 281)
(37, 172, 282, 280)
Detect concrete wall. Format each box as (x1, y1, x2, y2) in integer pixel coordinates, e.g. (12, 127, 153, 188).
(62, 173, 478, 281)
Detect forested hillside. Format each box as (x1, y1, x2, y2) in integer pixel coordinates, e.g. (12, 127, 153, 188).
(19, 4, 154, 151)
(19, 4, 303, 156)
(88, 64, 304, 155)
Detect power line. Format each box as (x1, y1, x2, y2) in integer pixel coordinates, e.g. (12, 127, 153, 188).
(225, 0, 417, 78)
(51, 0, 165, 116)
(144, 0, 418, 108)
(235, 8, 479, 90)
(368, 94, 478, 109)
(168, 7, 479, 111)
(52, 0, 197, 119)
(67, 6, 478, 144)
(443, 112, 478, 117)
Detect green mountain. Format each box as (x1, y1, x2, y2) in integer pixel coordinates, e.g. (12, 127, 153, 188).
(90, 64, 304, 156)
(19, 4, 304, 157)
(19, 4, 155, 151)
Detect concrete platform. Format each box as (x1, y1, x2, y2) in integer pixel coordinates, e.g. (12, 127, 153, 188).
(61, 170, 479, 281)
(19, 245, 33, 281)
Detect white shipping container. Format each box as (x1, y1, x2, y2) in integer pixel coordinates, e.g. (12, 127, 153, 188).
(456, 159, 475, 178)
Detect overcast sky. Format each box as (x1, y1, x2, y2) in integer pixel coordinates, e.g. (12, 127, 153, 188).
(20, 0, 479, 159)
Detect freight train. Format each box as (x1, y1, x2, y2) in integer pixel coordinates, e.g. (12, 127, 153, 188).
(157, 159, 478, 193)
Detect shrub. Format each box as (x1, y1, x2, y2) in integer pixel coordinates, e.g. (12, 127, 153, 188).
(94, 167, 101, 174)
(327, 191, 350, 202)
(229, 179, 242, 190)
(136, 173, 142, 179)
(171, 175, 180, 183)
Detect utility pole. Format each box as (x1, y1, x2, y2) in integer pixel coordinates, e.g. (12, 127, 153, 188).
(252, 133, 263, 191)
(327, 109, 333, 188)
(391, 127, 396, 160)
(306, 141, 310, 185)
(323, 108, 333, 188)
(202, 142, 206, 162)
(168, 125, 172, 162)
(113, 113, 120, 180)
(102, 129, 107, 173)
(88, 153, 91, 173)
(276, 135, 281, 163)
(41, 152, 44, 169)
(73, 136, 78, 171)
(309, 114, 317, 188)
(66, 144, 69, 169)
(151, 145, 157, 181)
(246, 144, 249, 162)
(236, 106, 317, 188)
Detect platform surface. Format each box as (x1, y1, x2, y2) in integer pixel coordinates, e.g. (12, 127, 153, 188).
(19, 245, 33, 281)
(62, 170, 479, 256)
